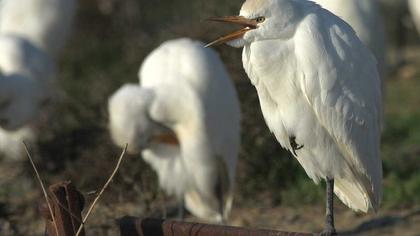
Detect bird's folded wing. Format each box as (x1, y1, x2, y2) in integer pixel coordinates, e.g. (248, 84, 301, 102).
(294, 12, 382, 211)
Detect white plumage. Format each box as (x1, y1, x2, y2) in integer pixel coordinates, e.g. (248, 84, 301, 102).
(0, 127, 34, 158)
(0, 0, 75, 158)
(0, 0, 76, 57)
(0, 35, 53, 157)
(109, 38, 241, 222)
(312, 0, 387, 79)
(408, 0, 420, 36)
(208, 0, 382, 233)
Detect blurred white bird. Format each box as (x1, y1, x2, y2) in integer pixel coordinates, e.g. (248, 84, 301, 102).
(0, 35, 53, 157)
(207, 0, 382, 234)
(313, 0, 387, 79)
(0, 0, 76, 57)
(408, 0, 420, 36)
(109, 38, 241, 223)
(0, 0, 76, 158)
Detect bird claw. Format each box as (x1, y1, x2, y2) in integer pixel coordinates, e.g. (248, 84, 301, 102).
(289, 136, 304, 156)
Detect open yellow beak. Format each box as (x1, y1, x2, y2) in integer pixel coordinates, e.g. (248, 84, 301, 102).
(205, 16, 258, 48)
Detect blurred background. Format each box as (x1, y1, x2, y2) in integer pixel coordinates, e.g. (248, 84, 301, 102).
(0, 0, 420, 235)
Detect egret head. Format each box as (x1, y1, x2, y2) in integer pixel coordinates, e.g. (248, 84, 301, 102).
(206, 0, 301, 47)
(108, 84, 157, 154)
(0, 74, 50, 130)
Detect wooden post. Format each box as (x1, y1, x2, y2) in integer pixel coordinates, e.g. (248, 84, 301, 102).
(39, 181, 85, 236)
(118, 217, 313, 236)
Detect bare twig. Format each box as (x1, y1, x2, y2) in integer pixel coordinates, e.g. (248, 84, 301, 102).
(75, 144, 128, 236)
(23, 142, 59, 236)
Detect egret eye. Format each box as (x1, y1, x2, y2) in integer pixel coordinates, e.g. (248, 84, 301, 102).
(256, 17, 265, 23)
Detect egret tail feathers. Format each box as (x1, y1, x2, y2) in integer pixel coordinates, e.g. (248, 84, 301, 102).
(334, 175, 380, 213)
(184, 190, 234, 223)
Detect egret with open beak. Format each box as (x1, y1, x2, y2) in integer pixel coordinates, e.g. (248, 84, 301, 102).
(207, 0, 383, 235)
(205, 16, 261, 48)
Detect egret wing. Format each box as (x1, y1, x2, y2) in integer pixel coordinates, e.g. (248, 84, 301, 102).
(294, 10, 382, 212)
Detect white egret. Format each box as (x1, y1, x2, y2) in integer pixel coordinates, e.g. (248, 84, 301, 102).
(207, 0, 382, 234)
(0, 0, 76, 57)
(0, 35, 53, 157)
(312, 0, 387, 79)
(108, 38, 241, 223)
(0, 0, 75, 158)
(408, 0, 420, 36)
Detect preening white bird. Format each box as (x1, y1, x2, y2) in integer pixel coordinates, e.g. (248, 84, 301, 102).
(408, 0, 420, 36)
(207, 0, 382, 234)
(108, 38, 241, 223)
(312, 0, 387, 79)
(0, 0, 76, 57)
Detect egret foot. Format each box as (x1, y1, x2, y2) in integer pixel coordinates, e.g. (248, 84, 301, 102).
(320, 178, 337, 236)
(289, 136, 304, 156)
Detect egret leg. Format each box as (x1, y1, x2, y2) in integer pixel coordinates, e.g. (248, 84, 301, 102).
(177, 198, 185, 220)
(320, 178, 337, 236)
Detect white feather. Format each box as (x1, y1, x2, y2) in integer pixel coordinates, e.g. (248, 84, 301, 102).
(408, 0, 420, 36)
(0, 35, 53, 132)
(0, 0, 76, 57)
(0, 126, 34, 158)
(312, 0, 387, 79)
(141, 144, 188, 198)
